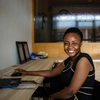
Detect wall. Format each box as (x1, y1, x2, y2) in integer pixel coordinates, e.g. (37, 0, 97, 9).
(32, 42, 100, 59)
(0, 0, 32, 70)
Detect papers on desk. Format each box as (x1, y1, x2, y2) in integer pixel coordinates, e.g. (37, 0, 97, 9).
(17, 80, 37, 89)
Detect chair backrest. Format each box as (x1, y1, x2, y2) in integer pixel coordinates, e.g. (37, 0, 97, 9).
(92, 80, 100, 100)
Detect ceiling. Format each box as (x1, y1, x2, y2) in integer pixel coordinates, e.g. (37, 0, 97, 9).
(48, 0, 100, 6)
(35, 0, 100, 15)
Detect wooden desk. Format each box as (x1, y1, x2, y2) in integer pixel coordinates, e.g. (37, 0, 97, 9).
(0, 58, 100, 100)
(0, 58, 54, 100)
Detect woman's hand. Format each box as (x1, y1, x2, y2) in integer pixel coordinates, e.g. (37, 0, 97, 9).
(15, 68, 28, 75)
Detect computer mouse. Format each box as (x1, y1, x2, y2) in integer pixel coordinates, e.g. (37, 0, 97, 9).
(11, 72, 22, 76)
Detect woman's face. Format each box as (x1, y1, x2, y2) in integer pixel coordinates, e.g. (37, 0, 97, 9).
(64, 32, 82, 58)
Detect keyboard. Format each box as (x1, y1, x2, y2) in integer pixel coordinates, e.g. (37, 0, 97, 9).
(0, 78, 21, 88)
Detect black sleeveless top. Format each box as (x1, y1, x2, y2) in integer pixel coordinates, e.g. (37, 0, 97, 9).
(61, 53, 95, 100)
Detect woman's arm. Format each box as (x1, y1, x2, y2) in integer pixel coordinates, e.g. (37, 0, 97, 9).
(15, 62, 65, 77)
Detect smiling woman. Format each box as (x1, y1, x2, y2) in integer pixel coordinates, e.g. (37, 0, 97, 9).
(15, 27, 95, 100)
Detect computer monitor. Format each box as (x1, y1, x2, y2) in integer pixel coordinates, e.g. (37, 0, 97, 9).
(22, 42, 31, 61)
(16, 41, 26, 64)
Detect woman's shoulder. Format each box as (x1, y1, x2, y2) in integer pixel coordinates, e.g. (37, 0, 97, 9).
(73, 52, 95, 70)
(77, 52, 94, 65)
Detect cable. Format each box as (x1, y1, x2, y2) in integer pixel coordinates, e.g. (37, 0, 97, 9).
(43, 84, 51, 97)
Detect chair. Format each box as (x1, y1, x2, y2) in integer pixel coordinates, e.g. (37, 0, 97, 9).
(31, 78, 51, 100)
(92, 80, 100, 100)
(32, 76, 64, 100)
(31, 62, 63, 100)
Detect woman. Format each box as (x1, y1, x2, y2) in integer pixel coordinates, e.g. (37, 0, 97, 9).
(15, 27, 95, 100)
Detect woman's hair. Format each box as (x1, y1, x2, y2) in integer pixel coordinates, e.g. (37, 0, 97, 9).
(63, 27, 83, 42)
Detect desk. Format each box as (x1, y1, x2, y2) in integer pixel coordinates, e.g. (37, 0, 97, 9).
(0, 58, 100, 100)
(0, 58, 54, 100)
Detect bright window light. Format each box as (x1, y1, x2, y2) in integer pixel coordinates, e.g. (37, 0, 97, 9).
(95, 15, 100, 20)
(55, 15, 75, 20)
(54, 14, 97, 21)
(77, 14, 94, 20)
